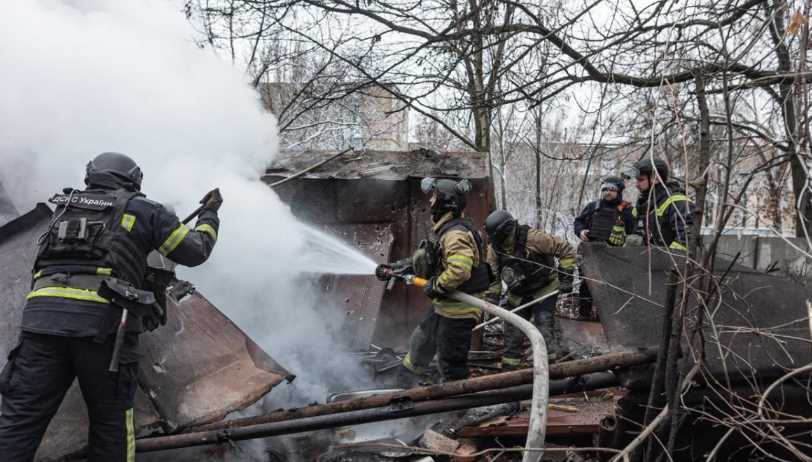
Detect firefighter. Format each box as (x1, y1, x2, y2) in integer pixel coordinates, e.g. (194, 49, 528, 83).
(0, 152, 222, 461)
(376, 178, 490, 386)
(484, 210, 577, 369)
(625, 158, 694, 251)
(574, 176, 635, 246)
(573, 176, 635, 317)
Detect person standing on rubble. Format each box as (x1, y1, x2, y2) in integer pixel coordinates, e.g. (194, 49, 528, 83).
(624, 158, 694, 251)
(0, 152, 222, 461)
(572, 176, 635, 317)
(484, 210, 577, 369)
(376, 178, 491, 387)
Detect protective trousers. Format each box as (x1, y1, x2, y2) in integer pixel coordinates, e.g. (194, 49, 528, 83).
(0, 332, 138, 462)
(578, 276, 594, 318)
(502, 292, 560, 367)
(402, 311, 476, 382)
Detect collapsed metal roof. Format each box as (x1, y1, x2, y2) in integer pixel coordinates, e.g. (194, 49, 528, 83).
(265, 148, 490, 180)
(0, 205, 291, 461)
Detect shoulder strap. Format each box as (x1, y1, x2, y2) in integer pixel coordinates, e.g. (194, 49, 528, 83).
(437, 217, 484, 258)
(107, 189, 142, 230)
(514, 225, 530, 257)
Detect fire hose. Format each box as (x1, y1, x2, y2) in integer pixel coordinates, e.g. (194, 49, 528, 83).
(391, 272, 548, 462)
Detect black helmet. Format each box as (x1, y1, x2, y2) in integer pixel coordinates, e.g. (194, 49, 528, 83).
(624, 158, 669, 182)
(485, 209, 516, 247)
(421, 177, 471, 220)
(85, 152, 143, 191)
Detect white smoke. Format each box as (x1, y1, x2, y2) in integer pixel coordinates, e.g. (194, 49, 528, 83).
(0, 0, 378, 435)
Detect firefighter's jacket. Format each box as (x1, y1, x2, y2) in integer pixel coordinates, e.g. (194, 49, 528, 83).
(633, 181, 694, 251)
(425, 212, 489, 320)
(486, 227, 577, 306)
(23, 186, 219, 337)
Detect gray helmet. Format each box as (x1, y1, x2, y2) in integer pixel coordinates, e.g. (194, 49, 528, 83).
(421, 177, 471, 218)
(624, 158, 669, 182)
(601, 176, 625, 192)
(485, 209, 516, 247)
(85, 152, 143, 191)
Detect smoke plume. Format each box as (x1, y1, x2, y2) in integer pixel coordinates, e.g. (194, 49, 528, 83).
(0, 0, 377, 432)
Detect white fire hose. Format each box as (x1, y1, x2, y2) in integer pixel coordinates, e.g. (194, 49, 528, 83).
(473, 290, 560, 331)
(402, 275, 548, 462)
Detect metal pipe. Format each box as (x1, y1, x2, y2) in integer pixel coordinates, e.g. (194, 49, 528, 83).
(389, 275, 550, 461)
(136, 372, 618, 454)
(190, 350, 655, 434)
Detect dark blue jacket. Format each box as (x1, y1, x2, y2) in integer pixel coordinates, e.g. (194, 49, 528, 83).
(23, 186, 219, 337)
(574, 199, 635, 241)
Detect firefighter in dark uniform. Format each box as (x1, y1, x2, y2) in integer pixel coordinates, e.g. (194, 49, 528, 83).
(0, 152, 222, 461)
(376, 178, 490, 386)
(625, 158, 694, 251)
(573, 176, 635, 317)
(484, 210, 577, 369)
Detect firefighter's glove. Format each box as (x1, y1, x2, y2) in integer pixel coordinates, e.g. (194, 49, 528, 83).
(142, 303, 167, 332)
(200, 188, 223, 212)
(375, 264, 393, 281)
(607, 227, 626, 246)
(558, 267, 575, 293)
(423, 277, 447, 299)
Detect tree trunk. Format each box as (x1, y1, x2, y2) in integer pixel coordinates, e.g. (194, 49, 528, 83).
(692, 75, 711, 254)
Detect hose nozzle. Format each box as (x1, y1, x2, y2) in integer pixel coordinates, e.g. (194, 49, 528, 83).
(375, 264, 395, 281)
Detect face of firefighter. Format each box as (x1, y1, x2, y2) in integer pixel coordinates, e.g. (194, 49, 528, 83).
(635, 175, 651, 193)
(601, 187, 618, 202)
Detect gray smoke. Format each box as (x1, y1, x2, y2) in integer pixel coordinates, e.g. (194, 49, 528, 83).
(0, 0, 378, 449)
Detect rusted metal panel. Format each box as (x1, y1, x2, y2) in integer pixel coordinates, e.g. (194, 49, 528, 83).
(314, 224, 395, 350)
(265, 149, 490, 181)
(264, 161, 493, 350)
(580, 244, 812, 383)
(138, 290, 292, 430)
(0, 206, 291, 460)
(458, 390, 620, 437)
